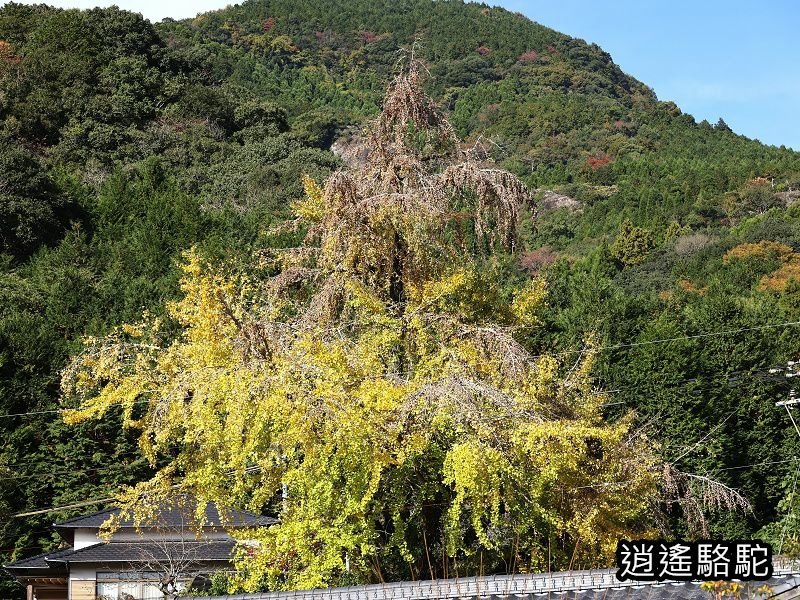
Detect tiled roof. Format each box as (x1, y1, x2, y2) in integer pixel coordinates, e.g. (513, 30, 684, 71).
(5, 541, 236, 571)
(186, 568, 800, 600)
(3, 547, 73, 570)
(53, 498, 276, 530)
(53, 507, 118, 528)
(51, 541, 237, 564)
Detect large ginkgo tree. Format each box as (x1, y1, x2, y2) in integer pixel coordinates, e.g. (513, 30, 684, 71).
(60, 63, 740, 591)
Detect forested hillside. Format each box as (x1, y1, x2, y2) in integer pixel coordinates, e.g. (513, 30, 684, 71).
(2, 0, 800, 596)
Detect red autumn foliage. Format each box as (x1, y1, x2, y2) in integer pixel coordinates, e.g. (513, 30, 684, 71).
(520, 246, 557, 275)
(585, 153, 613, 170)
(477, 45, 491, 56)
(360, 31, 377, 44)
(614, 119, 626, 130)
(519, 50, 539, 63)
(262, 17, 276, 32)
(546, 45, 558, 55)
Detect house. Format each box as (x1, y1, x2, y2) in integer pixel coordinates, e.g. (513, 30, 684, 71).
(3, 498, 276, 600)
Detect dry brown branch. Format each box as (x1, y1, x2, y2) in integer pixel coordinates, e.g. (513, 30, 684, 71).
(661, 462, 752, 537)
(235, 320, 290, 362)
(457, 324, 533, 380)
(366, 59, 458, 176)
(264, 58, 534, 314)
(129, 536, 210, 600)
(438, 163, 531, 251)
(265, 266, 321, 297)
(411, 375, 545, 428)
(300, 274, 349, 330)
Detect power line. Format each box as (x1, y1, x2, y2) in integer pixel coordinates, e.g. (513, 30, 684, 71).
(316, 315, 800, 358)
(10, 448, 793, 524)
(717, 458, 798, 472)
(12, 496, 117, 518)
(309, 318, 800, 372)
(2, 365, 793, 512)
(545, 457, 800, 491)
(596, 366, 792, 400)
(1, 369, 786, 481)
(0, 409, 64, 419)
(0, 399, 150, 420)
(5, 324, 800, 515)
(671, 407, 739, 464)
(0, 320, 797, 422)
(580, 319, 800, 355)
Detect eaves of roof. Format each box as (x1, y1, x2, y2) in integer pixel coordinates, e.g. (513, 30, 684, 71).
(52, 500, 277, 530)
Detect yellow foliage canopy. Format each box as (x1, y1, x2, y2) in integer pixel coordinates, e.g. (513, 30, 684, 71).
(62, 248, 659, 589)
(723, 241, 794, 264)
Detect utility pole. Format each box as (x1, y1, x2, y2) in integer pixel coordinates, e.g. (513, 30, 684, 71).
(771, 361, 800, 555)
(772, 361, 800, 439)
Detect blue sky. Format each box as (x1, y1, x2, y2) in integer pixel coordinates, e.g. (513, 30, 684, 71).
(502, 0, 800, 150)
(6, 0, 799, 150)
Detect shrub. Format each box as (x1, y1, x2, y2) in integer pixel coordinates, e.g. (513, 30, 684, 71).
(611, 219, 654, 267)
(520, 246, 557, 275)
(723, 241, 794, 264)
(672, 232, 714, 256)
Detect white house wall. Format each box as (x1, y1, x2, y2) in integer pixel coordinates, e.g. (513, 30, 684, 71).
(72, 528, 101, 550)
(73, 526, 235, 549)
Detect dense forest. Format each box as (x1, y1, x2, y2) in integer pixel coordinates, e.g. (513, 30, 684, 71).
(2, 0, 800, 596)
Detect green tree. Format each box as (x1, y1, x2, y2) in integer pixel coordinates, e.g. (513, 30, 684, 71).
(611, 219, 654, 267)
(0, 136, 65, 257)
